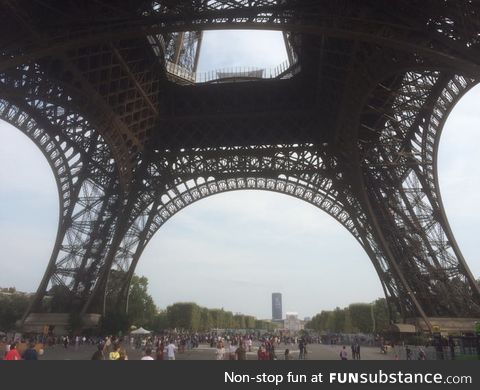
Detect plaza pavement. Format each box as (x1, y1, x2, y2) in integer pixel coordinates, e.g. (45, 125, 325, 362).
(39, 343, 397, 360)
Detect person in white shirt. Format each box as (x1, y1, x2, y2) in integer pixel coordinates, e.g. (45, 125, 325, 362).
(216, 340, 225, 360)
(141, 348, 154, 360)
(166, 341, 177, 360)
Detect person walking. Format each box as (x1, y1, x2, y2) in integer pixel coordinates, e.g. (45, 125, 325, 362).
(166, 341, 177, 360)
(109, 343, 121, 360)
(156, 343, 164, 360)
(4, 343, 22, 360)
(406, 346, 412, 360)
(298, 339, 305, 360)
(141, 348, 154, 360)
(235, 343, 246, 361)
(418, 347, 426, 360)
(91, 344, 105, 360)
(22, 343, 38, 360)
(340, 346, 348, 360)
(216, 340, 225, 360)
(119, 349, 128, 360)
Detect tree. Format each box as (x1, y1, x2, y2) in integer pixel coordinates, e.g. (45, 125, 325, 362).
(349, 303, 374, 333)
(127, 275, 157, 328)
(0, 289, 31, 331)
(200, 308, 213, 331)
(372, 298, 390, 332)
(151, 312, 169, 332)
(307, 298, 395, 334)
(166, 302, 202, 330)
(233, 314, 246, 329)
(245, 315, 256, 329)
(102, 272, 157, 333)
(331, 307, 346, 332)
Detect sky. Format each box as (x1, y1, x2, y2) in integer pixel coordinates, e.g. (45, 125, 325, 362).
(0, 31, 479, 320)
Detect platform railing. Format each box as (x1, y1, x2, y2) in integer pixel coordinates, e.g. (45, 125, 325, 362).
(166, 59, 295, 84)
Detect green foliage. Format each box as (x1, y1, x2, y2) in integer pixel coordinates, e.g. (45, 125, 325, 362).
(127, 275, 157, 328)
(306, 298, 393, 334)
(331, 307, 346, 333)
(166, 302, 202, 330)
(164, 303, 271, 331)
(372, 298, 391, 332)
(101, 310, 130, 335)
(151, 312, 169, 332)
(103, 271, 157, 333)
(349, 303, 374, 333)
(0, 289, 31, 331)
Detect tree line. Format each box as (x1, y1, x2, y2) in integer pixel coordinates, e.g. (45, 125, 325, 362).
(0, 288, 31, 331)
(102, 272, 276, 334)
(305, 298, 391, 334)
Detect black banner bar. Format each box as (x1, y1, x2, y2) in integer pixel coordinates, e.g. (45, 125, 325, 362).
(0, 361, 478, 390)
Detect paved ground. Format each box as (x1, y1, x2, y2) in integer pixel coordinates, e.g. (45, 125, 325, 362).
(38, 343, 399, 360)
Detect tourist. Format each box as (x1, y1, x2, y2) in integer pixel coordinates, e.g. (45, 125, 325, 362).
(406, 345, 412, 360)
(156, 343, 164, 360)
(109, 343, 121, 360)
(268, 342, 276, 360)
(141, 348, 154, 360)
(216, 339, 225, 360)
(105, 336, 112, 352)
(22, 343, 38, 360)
(91, 344, 105, 360)
(257, 345, 269, 360)
(228, 342, 237, 360)
(418, 347, 426, 360)
(166, 340, 177, 360)
(298, 339, 305, 360)
(340, 346, 348, 360)
(284, 349, 290, 360)
(351, 342, 360, 360)
(4, 343, 22, 360)
(235, 343, 246, 361)
(119, 349, 128, 360)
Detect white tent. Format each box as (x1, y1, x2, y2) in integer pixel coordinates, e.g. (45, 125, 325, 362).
(130, 327, 151, 335)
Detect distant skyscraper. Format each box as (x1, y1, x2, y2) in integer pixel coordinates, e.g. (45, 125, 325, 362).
(272, 293, 282, 321)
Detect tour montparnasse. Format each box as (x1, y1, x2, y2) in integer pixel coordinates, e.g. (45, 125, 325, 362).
(1, 0, 479, 333)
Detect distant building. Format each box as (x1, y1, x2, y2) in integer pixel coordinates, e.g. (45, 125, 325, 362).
(284, 312, 304, 332)
(272, 293, 282, 321)
(0, 287, 33, 297)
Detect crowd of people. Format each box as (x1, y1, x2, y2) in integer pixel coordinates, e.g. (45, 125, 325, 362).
(1, 330, 440, 360)
(2, 342, 39, 360)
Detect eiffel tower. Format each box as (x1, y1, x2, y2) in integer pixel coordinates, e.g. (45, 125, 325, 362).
(1, 1, 479, 333)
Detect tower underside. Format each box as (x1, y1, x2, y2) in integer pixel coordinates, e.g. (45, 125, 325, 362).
(1, 1, 480, 332)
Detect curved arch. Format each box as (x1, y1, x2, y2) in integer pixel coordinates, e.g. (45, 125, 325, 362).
(430, 77, 480, 294)
(359, 69, 480, 321)
(0, 87, 121, 316)
(112, 170, 396, 313)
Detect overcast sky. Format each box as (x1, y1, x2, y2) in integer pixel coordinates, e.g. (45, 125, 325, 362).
(0, 31, 479, 320)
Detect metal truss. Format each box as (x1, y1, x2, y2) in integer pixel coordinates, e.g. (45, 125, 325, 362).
(1, 1, 480, 329)
(0, 67, 121, 315)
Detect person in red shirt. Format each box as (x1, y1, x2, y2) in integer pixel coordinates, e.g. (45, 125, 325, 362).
(4, 342, 22, 360)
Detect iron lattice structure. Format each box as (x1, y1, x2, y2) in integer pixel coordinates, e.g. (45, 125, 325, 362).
(1, 0, 480, 330)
